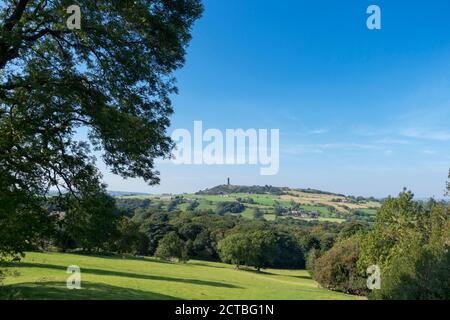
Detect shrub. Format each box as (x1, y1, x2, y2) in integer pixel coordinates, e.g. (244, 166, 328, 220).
(312, 236, 367, 295)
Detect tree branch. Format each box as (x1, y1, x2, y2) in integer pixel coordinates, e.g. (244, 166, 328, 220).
(3, 0, 30, 31)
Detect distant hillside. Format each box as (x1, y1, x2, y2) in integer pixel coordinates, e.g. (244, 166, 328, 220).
(47, 190, 151, 197)
(114, 184, 382, 223)
(107, 191, 151, 197)
(196, 184, 348, 197)
(196, 184, 287, 195)
(293, 188, 345, 197)
(196, 184, 379, 201)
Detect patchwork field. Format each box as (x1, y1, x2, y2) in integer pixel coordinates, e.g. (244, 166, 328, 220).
(1, 252, 356, 300)
(118, 186, 381, 223)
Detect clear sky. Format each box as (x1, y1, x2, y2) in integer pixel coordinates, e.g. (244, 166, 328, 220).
(99, 0, 450, 198)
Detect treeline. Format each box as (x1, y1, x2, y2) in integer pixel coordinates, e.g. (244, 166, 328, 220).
(14, 195, 358, 271)
(197, 185, 286, 195)
(63, 206, 349, 270)
(295, 188, 345, 197)
(130, 210, 354, 270)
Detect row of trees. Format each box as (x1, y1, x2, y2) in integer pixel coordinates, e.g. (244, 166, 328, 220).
(33, 196, 345, 271)
(132, 206, 348, 269)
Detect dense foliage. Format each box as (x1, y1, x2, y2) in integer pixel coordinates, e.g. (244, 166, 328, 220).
(310, 188, 450, 300)
(122, 206, 343, 270)
(155, 231, 188, 262)
(38, 198, 344, 271)
(0, 0, 203, 258)
(312, 235, 367, 295)
(359, 192, 450, 299)
(216, 202, 245, 215)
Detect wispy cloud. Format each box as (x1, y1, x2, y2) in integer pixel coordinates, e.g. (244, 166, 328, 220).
(283, 142, 384, 155)
(283, 146, 324, 155)
(353, 125, 450, 142)
(315, 143, 380, 150)
(374, 138, 411, 145)
(309, 128, 330, 135)
(399, 128, 450, 141)
(421, 149, 438, 155)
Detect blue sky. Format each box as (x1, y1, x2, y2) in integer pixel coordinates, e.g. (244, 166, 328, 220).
(99, 0, 450, 198)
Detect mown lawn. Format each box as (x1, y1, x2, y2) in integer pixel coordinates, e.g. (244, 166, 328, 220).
(1, 252, 356, 300)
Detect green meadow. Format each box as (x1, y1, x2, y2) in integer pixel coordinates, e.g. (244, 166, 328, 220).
(1, 252, 356, 300)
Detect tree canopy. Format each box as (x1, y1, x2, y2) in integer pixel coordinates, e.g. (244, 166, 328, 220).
(155, 231, 187, 262)
(0, 0, 203, 257)
(358, 190, 450, 299)
(218, 230, 279, 271)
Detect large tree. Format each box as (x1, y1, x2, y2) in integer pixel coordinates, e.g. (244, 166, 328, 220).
(0, 0, 203, 257)
(218, 230, 279, 271)
(155, 231, 187, 262)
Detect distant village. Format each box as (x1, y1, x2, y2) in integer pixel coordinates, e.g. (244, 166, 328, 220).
(283, 209, 319, 219)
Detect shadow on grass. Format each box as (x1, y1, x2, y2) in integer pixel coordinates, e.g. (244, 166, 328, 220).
(0, 281, 179, 300)
(7, 262, 241, 289)
(238, 268, 274, 275)
(188, 262, 228, 270)
(288, 275, 312, 280)
(60, 251, 174, 265)
(235, 268, 312, 280)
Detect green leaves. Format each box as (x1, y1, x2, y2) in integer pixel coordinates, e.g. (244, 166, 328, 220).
(312, 235, 367, 295)
(1, 0, 203, 185)
(218, 230, 279, 271)
(155, 231, 187, 262)
(358, 190, 450, 299)
(0, 0, 202, 257)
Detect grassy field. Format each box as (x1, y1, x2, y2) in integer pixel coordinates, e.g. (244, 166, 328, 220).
(1, 252, 356, 300)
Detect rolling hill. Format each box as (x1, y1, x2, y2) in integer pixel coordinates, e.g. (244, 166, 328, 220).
(117, 185, 381, 223)
(1, 252, 356, 300)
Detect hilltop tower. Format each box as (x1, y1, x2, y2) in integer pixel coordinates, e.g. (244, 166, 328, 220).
(227, 177, 230, 186)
